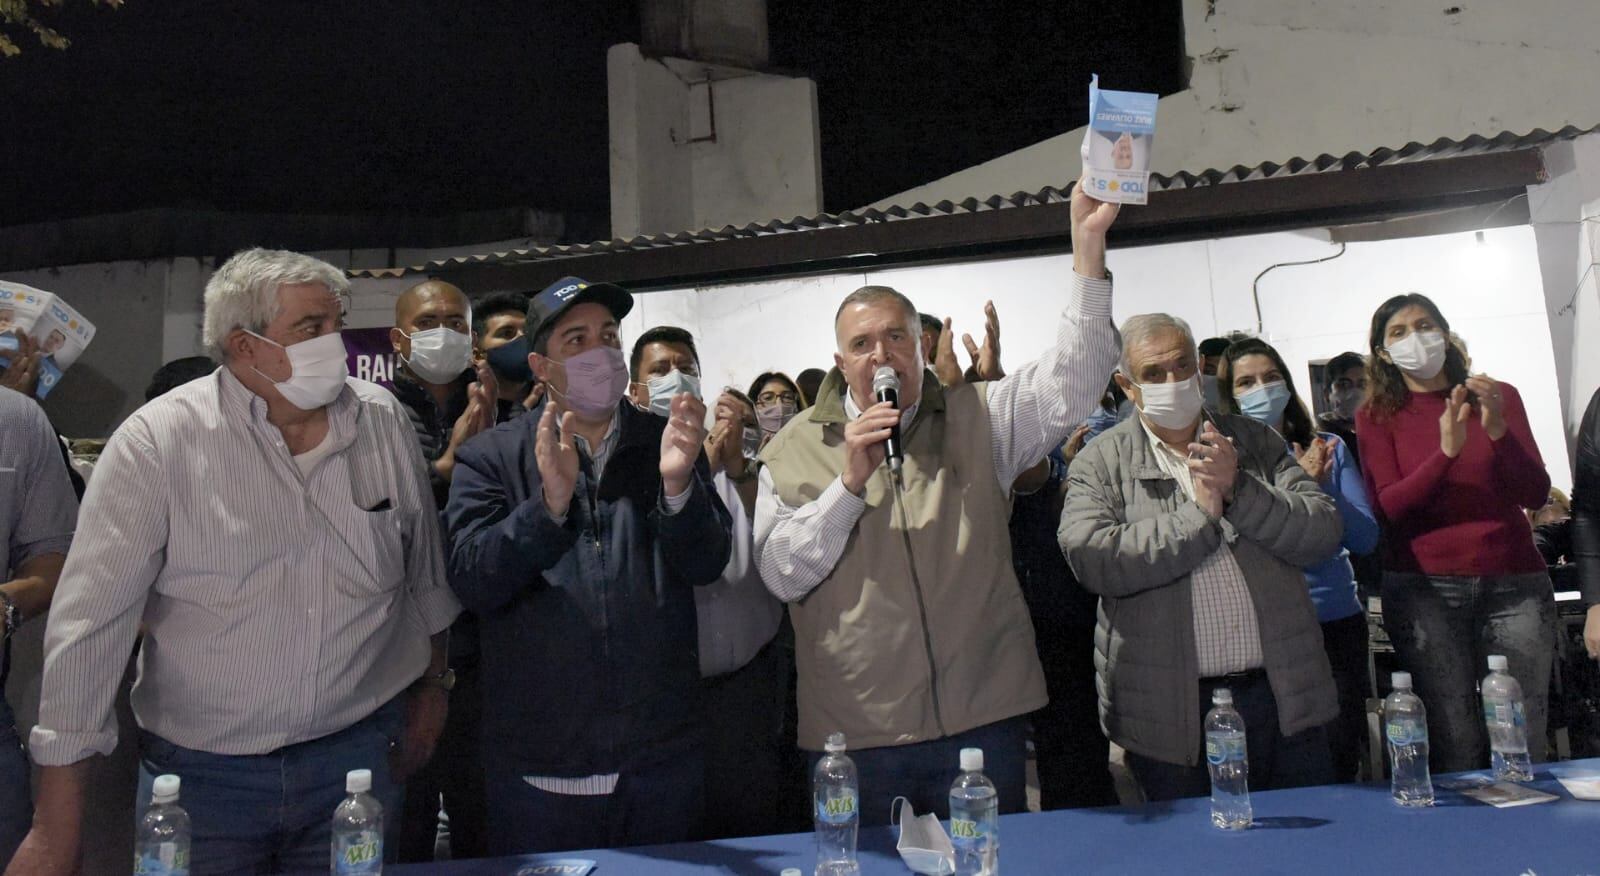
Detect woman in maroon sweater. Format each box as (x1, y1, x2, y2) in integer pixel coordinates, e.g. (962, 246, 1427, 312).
(1356, 293, 1554, 773)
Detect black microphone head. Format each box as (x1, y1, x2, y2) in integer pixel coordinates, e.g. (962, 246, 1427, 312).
(872, 365, 900, 395)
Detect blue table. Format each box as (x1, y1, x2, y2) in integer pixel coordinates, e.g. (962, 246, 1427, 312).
(394, 761, 1600, 875)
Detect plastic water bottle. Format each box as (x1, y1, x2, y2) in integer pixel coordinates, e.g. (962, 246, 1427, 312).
(812, 732, 860, 876)
(949, 747, 998, 876)
(134, 774, 190, 876)
(1482, 655, 1533, 782)
(331, 768, 384, 875)
(1383, 671, 1434, 807)
(1204, 688, 1251, 830)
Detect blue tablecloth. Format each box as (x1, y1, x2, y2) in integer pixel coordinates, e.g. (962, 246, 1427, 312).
(393, 761, 1600, 875)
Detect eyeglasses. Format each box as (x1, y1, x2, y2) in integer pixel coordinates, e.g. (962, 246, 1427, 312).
(757, 390, 799, 405)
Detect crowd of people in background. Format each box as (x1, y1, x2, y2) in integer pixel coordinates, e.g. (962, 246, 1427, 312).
(2, 178, 1599, 873)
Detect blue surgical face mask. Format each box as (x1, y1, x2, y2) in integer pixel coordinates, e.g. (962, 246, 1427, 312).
(1237, 380, 1293, 426)
(646, 369, 701, 417)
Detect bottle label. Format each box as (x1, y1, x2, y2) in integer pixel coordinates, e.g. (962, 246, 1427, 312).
(1205, 733, 1246, 766)
(333, 830, 383, 875)
(1385, 718, 1426, 746)
(1482, 700, 1526, 729)
(134, 843, 189, 876)
(950, 816, 987, 846)
(816, 790, 857, 824)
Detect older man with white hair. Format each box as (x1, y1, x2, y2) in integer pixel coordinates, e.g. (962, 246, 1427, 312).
(1059, 313, 1341, 803)
(9, 249, 459, 874)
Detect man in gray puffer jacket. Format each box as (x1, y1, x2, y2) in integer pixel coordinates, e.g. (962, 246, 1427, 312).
(1060, 314, 1341, 802)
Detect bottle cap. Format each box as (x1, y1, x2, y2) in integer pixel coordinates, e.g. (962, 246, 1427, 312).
(346, 768, 373, 794)
(960, 747, 983, 772)
(1487, 654, 1508, 672)
(1212, 687, 1233, 705)
(1391, 671, 1412, 690)
(825, 732, 846, 753)
(151, 774, 180, 804)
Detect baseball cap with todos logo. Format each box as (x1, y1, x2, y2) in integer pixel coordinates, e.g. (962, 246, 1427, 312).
(485, 276, 634, 381)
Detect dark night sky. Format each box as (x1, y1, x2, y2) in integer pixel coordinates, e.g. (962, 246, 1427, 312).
(1, 1, 1184, 233)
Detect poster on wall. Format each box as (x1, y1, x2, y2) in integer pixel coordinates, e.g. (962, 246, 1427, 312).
(342, 326, 399, 390)
(0, 280, 98, 399)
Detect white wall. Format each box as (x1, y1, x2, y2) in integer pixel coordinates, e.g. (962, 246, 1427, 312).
(874, 0, 1600, 208)
(623, 224, 1572, 491)
(1528, 134, 1600, 454)
(608, 42, 822, 240)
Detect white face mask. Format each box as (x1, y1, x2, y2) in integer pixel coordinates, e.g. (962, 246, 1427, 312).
(1134, 373, 1205, 431)
(401, 327, 473, 385)
(1385, 330, 1448, 380)
(645, 369, 701, 417)
(893, 798, 955, 875)
(246, 331, 349, 411)
(1329, 386, 1363, 420)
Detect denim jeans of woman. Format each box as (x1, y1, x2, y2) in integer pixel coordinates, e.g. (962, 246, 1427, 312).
(1381, 571, 1556, 773)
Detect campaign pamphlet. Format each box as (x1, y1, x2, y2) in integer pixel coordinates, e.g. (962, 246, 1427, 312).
(1437, 775, 1559, 808)
(1080, 73, 1159, 205)
(0, 280, 97, 399)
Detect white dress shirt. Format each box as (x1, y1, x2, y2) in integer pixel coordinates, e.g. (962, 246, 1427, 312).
(31, 369, 459, 764)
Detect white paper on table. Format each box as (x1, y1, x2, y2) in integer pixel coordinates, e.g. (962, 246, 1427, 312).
(1556, 775, 1600, 800)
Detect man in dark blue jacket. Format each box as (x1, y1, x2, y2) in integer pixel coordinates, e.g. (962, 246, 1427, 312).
(444, 276, 732, 855)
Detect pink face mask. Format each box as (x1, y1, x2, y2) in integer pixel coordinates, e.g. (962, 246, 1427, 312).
(548, 345, 630, 419)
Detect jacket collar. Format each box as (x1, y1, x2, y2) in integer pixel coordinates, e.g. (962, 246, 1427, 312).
(807, 367, 946, 427)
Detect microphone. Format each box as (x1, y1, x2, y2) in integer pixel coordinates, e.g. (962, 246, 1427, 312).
(872, 365, 904, 473)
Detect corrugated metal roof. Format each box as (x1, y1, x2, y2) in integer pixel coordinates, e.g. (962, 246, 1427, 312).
(349, 125, 1599, 279)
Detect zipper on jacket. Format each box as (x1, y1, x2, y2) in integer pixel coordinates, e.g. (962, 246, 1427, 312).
(889, 468, 947, 738)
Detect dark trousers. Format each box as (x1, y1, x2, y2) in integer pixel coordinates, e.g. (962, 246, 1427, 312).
(1032, 624, 1117, 809)
(398, 661, 487, 862)
(700, 636, 785, 840)
(811, 716, 1028, 828)
(1127, 670, 1334, 802)
(0, 699, 29, 867)
(1382, 571, 1556, 772)
(484, 746, 705, 855)
(136, 701, 403, 875)
(1320, 612, 1372, 783)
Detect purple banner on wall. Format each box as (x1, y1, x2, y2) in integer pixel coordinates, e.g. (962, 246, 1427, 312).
(342, 327, 398, 390)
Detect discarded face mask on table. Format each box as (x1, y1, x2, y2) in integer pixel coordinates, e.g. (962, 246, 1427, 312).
(893, 797, 955, 875)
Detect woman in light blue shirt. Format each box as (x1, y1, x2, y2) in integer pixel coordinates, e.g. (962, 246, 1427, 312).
(1217, 337, 1380, 783)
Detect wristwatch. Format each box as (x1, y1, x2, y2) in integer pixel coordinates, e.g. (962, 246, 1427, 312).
(0, 590, 17, 640)
(413, 667, 456, 692)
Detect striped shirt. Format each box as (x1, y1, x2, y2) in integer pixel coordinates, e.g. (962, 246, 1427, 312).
(0, 388, 78, 677)
(1138, 418, 1264, 677)
(754, 272, 1118, 602)
(30, 368, 459, 765)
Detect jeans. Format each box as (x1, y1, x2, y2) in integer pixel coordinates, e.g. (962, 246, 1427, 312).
(484, 745, 705, 855)
(1127, 670, 1334, 801)
(700, 635, 786, 840)
(810, 716, 1028, 829)
(1320, 612, 1372, 783)
(0, 698, 30, 867)
(136, 700, 403, 876)
(1381, 571, 1556, 773)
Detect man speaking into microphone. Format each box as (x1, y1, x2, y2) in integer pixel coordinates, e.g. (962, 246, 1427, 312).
(754, 180, 1123, 823)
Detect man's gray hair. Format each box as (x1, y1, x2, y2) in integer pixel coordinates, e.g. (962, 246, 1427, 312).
(1119, 312, 1197, 374)
(202, 248, 351, 360)
(833, 285, 920, 343)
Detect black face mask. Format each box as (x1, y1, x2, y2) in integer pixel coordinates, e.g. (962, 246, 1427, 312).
(485, 342, 533, 383)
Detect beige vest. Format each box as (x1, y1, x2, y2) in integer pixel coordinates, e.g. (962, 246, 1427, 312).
(761, 369, 1048, 750)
